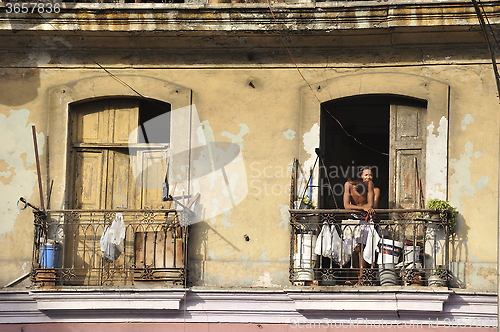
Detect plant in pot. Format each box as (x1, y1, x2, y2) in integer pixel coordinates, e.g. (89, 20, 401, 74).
(299, 197, 316, 209)
(427, 267, 448, 287)
(425, 198, 458, 233)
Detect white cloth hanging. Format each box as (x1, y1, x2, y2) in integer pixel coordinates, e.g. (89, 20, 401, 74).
(314, 223, 332, 257)
(362, 222, 381, 264)
(330, 224, 351, 266)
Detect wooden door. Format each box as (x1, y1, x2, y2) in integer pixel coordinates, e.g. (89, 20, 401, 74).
(70, 99, 140, 210)
(389, 101, 426, 209)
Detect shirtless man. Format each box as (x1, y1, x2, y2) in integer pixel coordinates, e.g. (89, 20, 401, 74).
(343, 166, 375, 215)
(361, 167, 380, 209)
(342, 166, 375, 285)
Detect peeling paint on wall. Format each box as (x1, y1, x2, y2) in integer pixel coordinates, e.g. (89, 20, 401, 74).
(0, 159, 15, 185)
(426, 116, 447, 200)
(0, 109, 44, 236)
(450, 141, 489, 210)
(208, 249, 222, 260)
(302, 123, 319, 203)
(220, 210, 234, 229)
(464, 262, 498, 289)
(258, 247, 271, 264)
(283, 129, 296, 140)
(277, 204, 289, 229)
(461, 113, 474, 130)
(303, 123, 319, 169)
(188, 117, 248, 225)
(221, 123, 249, 150)
(241, 252, 270, 269)
(253, 272, 280, 287)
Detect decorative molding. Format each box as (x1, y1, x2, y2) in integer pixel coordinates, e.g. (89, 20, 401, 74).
(30, 289, 187, 311)
(0, 2, 498, 33)
(0, 288, 496, 325)
(287, 289, 451, 312)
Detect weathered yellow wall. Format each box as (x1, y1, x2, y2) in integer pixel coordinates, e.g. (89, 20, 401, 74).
(0, 35, 497, 291)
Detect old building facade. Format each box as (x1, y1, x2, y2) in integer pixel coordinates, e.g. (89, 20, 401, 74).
(0, 0, 498, 330)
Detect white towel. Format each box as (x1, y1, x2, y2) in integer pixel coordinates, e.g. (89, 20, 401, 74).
(363, 223, 381, 265)
(314, 223, 332, 257)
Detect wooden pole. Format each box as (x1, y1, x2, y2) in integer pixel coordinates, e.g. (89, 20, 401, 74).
(32, 125, 45, 210)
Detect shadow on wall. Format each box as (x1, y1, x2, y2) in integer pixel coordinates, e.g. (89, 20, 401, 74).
(449, 213, 469, 289)
(187, 220, 244, 287)
(0, 68, 41, 106)
(187, 221, 209, 286)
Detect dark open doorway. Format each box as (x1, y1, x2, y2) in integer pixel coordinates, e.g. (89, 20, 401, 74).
(319, 95, 390, 209)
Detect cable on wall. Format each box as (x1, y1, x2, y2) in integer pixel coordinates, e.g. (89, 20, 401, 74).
(472, 0, 500, 103)
(264, 0, 389, 156)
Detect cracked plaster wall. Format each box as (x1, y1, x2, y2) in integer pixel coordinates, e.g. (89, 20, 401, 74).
(0, 48, 497, 291)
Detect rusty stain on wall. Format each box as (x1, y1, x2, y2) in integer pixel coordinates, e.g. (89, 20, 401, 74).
(0, 68, 39, 80)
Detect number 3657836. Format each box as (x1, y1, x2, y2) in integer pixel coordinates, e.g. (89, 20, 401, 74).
(6, 2, 61, 14)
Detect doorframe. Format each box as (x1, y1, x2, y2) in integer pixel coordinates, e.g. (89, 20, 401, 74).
(299, 72, 450, 207)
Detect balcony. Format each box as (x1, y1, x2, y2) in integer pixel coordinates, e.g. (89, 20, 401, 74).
(31, 208, 187, 287)
(289, 209, 450, 287)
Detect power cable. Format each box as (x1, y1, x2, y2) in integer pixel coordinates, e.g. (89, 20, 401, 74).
(479, 1, 500, 55)
(264, 0, 389, 156)
(37, 12, 173, 114)
(472, 0, 500, 103)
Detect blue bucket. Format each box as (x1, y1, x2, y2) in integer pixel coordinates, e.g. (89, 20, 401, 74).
(39, 244, 60, 268)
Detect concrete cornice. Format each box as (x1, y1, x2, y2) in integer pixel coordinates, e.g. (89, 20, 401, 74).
(31, 289, 188, 311)
(286, 288, 452, 312)
(0, 1, 498, 33)
(0, 288, 496, 325)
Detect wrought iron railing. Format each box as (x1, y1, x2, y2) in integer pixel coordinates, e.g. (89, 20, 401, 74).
(290, 209, 450, 287)
(32, 209, 187, 287)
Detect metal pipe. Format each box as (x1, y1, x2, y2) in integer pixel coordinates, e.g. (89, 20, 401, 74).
(32, 126, 45, 211)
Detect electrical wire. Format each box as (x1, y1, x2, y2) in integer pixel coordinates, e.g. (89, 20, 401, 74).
(37, 13, 173, 113)
(479, 1, 500, 56)
(472, 0, 500, 102)
(36, 12, 192, 196)
(264, 0, 389, 156)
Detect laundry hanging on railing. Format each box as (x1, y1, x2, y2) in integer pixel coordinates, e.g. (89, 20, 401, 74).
(362, 223, 380, 264)
(314, 223, 351, 266)
(100, 213, 126, 262)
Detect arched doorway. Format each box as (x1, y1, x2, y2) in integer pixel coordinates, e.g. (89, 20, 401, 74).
(68, 97, 171, 210)
(319, 94, 427, 209)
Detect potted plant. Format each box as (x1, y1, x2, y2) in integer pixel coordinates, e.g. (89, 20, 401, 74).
(427, 267, 448, 287)
(425, 199, 458, 232)
(299, 197, 316, 209)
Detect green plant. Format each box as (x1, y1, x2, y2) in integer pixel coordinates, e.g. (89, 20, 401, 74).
(300, 197, 316, 209)
(426, 198, 458, 232)
(433, 268, 449, 279)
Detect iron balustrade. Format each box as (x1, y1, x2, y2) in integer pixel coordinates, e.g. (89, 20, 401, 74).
(32, 209, 188, 287)
(290, 209, 450, 287)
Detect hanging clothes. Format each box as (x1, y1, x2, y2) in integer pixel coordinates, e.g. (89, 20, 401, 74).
(314, 223, 332, 257)
(330, 224, 351, 266)
(362, 222, 381, 264)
